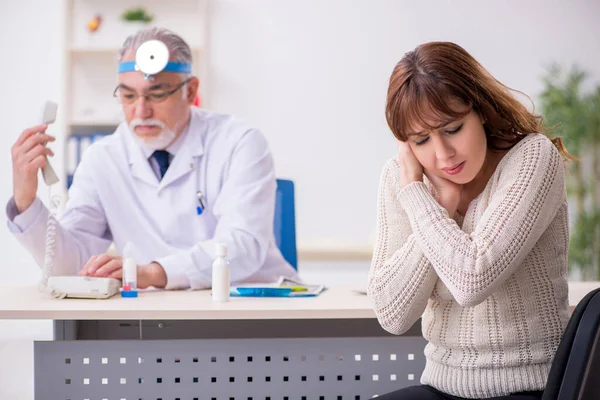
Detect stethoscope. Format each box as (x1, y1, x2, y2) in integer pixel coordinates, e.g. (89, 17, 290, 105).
(194, 155, 208, 216)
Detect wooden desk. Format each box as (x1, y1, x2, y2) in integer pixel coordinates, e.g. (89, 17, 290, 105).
(0, 285, 374, 320)
(1, 282, 597, 399)
(0, 284, 424, 399)
(1, 281, 596, 320)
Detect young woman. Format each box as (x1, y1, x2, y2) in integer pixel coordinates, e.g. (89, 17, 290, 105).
(367, 42, 574, 400)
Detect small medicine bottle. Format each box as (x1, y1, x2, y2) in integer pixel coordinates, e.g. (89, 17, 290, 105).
(121, 258, 138, 298)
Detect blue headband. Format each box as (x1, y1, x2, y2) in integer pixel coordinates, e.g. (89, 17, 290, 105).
(118, 61, 191, 74)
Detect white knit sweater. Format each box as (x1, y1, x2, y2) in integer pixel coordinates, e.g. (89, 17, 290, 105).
(367, 133, 571, 398)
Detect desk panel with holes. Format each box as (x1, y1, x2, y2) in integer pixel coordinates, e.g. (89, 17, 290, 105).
(35, 320, 427, 400)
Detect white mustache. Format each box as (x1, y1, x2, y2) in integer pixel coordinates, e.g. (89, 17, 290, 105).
(130, 119, 166, 130)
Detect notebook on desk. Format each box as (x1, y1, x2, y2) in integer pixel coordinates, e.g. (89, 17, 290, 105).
(231, 276, 327, 298)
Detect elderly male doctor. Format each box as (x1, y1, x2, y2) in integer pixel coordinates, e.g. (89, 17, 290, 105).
(7, 27, 297, 289)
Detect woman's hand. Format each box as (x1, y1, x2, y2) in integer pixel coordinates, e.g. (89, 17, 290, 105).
(397, 141, 462, 217)
(397, 141, 423, 187)
(424, 170, 462, 218)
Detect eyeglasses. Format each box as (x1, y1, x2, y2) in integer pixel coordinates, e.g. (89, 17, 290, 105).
(113, 78, 192, 105)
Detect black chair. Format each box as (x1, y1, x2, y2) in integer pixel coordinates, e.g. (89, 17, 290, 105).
(542, 287, 600, 400)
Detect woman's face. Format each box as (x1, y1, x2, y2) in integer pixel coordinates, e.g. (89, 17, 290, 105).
(406, 107, 488, 185)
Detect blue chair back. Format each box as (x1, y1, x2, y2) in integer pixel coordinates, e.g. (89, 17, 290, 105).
(274, 179, 298, 270)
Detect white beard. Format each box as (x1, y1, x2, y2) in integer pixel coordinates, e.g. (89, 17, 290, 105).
(129, 118, 177, 150)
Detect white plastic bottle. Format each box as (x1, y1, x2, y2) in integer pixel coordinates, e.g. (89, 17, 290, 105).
(212, 243, 230, 302)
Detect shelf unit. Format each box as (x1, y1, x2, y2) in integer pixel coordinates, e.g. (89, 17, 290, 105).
(60, 0, 208, 189)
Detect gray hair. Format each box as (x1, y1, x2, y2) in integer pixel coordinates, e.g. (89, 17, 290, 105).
(118, 27, 193, 95)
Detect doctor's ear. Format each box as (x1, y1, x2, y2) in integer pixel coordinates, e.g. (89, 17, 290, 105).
(184, 77, 200, 104)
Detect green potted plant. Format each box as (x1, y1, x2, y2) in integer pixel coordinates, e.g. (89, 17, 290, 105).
(540, 64, 600, 280)
(121, 7, 154, 23)
(121, 7, 154, 31)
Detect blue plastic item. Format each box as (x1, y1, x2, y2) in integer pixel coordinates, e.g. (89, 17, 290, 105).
(118, 61, 191, 74)
(274, 179, 298, 270)
(235, 287, 293, 297)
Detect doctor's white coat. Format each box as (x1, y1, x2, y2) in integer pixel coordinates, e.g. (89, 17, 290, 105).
(7, 108, 298, 289)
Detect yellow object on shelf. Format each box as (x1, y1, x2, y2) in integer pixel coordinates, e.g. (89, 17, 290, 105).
(86, 15, 102, 33)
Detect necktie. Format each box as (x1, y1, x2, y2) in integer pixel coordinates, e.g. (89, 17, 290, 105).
(152, 150, 170, 180)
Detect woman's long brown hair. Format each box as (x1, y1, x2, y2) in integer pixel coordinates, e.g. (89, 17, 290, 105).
(385, 41, 574, 160)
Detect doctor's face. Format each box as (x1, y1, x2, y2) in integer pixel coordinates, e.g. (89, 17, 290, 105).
(116, 51, 199, 150)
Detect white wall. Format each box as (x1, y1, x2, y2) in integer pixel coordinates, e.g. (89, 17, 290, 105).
(2, 0, 600, 283)
(0, 1, 63, 395)
(206, 0, 600, 251)
(0, 0, 66, 284)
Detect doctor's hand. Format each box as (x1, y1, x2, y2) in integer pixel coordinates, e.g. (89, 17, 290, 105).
(11, 124, 55, 213)
(79, 254, 167, 289)
(79, 254, 123, 279)
(397, 141, 423, 187)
